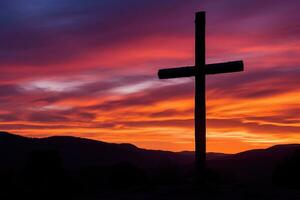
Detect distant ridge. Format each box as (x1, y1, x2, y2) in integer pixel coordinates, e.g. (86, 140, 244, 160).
(0, 131, 27, 139)
(0, 132, 194, 170)
(0, 131, 299, 182)
(1, 131, 299, 154)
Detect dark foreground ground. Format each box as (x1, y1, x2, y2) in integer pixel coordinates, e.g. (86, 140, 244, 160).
(0, 132, 299, 200)
(79, 185, 300, 200)
(2, 179, 300, 200)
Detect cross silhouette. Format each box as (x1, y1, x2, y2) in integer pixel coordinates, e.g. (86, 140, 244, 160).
(158, 11, 244, 176)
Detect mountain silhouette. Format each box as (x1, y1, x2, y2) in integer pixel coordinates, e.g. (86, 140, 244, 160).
(0, 131, 299, 175)
(0, 131, 299, 200)
(0, 131, 194, 171)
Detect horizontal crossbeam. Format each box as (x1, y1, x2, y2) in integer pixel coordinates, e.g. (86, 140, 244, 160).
(205, 61, 244, 75)
(158, 60, 243, 79)
(158, 66, 195, 79)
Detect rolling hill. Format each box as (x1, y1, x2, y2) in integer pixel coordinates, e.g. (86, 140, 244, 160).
(0, 131, 299, 180)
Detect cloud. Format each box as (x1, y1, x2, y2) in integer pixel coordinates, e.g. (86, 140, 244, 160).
(0, 84, 22, 97)
(207, 118, 300, 135)
(0, 113, 19, 122)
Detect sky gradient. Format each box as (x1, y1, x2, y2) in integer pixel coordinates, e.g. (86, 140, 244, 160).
(0, 0, 299, 153)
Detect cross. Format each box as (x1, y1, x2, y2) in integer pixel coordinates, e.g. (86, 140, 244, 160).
(157, 11, 244, 177)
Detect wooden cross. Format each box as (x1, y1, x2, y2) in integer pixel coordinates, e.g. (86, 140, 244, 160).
(158, 11, 244, 176)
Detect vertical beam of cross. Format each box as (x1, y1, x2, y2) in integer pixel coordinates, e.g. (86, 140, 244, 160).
(195, 12, 206, 175)
(157, 11, 244, 179)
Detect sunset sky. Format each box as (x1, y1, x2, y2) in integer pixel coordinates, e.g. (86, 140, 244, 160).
(0, 0, 299, 153)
